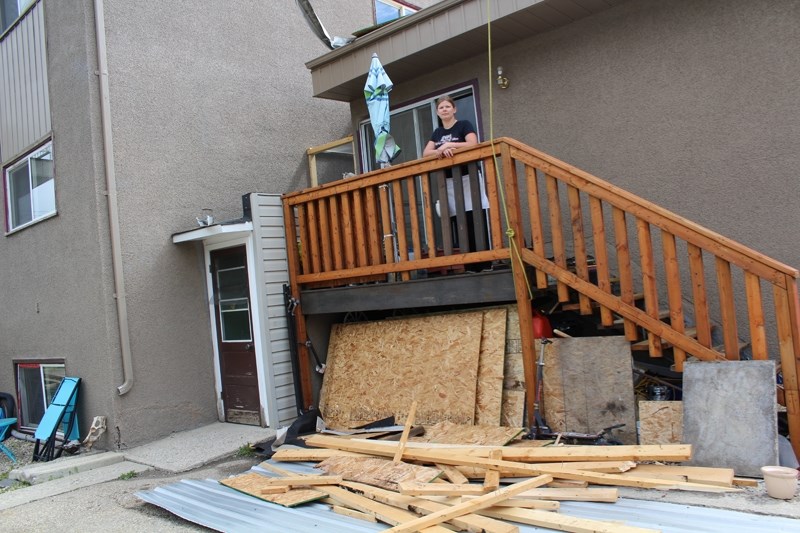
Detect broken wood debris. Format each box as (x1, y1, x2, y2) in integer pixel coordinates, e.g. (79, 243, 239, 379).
(230, 428, 746, 532)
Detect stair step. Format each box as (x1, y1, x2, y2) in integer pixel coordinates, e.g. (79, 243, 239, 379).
(560, 292, 644, 312)
(631, 328, 697, 351)
(613, 309, 670, 326)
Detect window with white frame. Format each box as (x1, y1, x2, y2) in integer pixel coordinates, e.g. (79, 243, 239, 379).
(375, 0, 418, 25)
(16, 361, 65, 430)
(5, 141, 56, 231)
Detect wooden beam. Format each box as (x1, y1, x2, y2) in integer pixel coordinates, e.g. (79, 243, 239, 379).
(304, 434, 692, 462)
(479, 507, 659, 533)
(341, 480, 518, 533)
(398, 482, 487, 496)
(385, 475, 552, 533)
(393, 400, 418, 462)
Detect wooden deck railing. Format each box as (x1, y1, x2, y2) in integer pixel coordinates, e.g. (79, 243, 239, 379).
(282, 137, 800, 458)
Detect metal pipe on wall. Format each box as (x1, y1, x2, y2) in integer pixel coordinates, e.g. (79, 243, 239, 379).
(93, 0, 133, 395)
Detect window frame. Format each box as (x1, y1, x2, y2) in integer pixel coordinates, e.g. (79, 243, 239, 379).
(14, 359, 66, 433)
(4, 139, 57, 234)
(374, 0, 419, 25)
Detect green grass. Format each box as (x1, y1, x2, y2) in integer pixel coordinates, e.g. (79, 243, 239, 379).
(118, 470, 138, 480)
(235, 444, 256, 457)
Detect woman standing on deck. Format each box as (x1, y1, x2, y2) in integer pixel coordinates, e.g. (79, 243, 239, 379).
(423, 96, 478, 158)
(423, 96, 489, 264)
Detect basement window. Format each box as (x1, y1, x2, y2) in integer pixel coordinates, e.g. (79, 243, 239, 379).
(4, 141, 56, 232)
(16, 361, 65, 430)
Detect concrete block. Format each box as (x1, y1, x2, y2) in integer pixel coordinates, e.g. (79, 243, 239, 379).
(9, 451, 124, 484)
(683, 360, 778, 477)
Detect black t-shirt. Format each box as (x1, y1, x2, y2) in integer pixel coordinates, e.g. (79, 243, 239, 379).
(431, 120, 476, 148)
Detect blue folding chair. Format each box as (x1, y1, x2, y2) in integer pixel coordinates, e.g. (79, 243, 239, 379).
(0, 417, 16, 463)
(32, 377, 81, 462)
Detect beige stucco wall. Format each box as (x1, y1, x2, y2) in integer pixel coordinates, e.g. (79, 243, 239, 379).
(355, 0, 800, 267)
(0, 0, 376, 448)
(346, 0, 799, 352)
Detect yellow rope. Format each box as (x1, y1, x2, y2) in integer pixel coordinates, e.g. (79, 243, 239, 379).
(486, 0, 533, 301)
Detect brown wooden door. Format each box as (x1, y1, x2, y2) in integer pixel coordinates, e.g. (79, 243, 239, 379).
(210, 246, 261, 425)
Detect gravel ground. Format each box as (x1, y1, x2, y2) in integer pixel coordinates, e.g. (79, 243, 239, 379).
(0, 435, 263, 531)
(0, 437, 35, 493)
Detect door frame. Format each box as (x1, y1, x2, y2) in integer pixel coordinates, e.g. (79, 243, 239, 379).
(204, 236, 270, 426)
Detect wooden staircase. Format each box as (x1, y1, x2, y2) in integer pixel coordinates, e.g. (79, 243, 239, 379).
(282, 137, 800, 459)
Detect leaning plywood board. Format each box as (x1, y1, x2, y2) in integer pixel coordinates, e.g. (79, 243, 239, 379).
(412, 421, 524, 446)
(219, 472, 325, 507)
(542, 337, 637, 444)
(319, 312, 484, 429)
(315, 455, 442, 491)
(475, 308, 508, 425)
(683, 360, 778, 477)
(503, 305, 525, 390)
(501, 390, 525, 427)
(638, 401, 683, 445)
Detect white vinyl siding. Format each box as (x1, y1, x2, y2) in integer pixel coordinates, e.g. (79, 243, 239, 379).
(0, 0, 50, 165)
(249, 193, 297, 427)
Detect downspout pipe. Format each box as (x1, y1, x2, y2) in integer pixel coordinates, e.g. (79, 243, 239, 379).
(94, 0, 133, 395)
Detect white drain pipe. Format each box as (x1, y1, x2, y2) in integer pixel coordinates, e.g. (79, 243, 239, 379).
(94, 0, 133, 395)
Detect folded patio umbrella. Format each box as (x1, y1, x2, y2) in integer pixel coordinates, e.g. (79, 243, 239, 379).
(364, 53, 400, 167)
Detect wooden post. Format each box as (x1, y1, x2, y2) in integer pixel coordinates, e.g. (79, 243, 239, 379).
(500, 144, 537, 429)
(282, 199, 314, 410)
(776, 276, 800, 461)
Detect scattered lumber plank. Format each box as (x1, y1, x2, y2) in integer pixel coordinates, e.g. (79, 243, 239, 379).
(219, 472, 325, 507)
(305, 435, 734, 492)
(315, 455, 442, 491)
(485, 449, 503, 490)
(479, 507, 660, 533)
(384, 475, 553, 533)
(340, 480, 519, 533)
(260, 475, 343, 487)
(318, 485, 454, 533)
(436, 463, 470, 484)
(517, 488, 619, 502)
(623, 464, 734, 487)
(305, 434, 692, 462)
(460, 496, 560, 510)
(398, 481, 488, 496)
(332, 505, 377, 522)
(393, 400, 418, 462)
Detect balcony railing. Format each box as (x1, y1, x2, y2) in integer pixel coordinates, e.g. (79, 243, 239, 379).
(283, 137, 800, 458)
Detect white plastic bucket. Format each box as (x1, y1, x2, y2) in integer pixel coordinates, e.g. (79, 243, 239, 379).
(761, 466, 798, 499)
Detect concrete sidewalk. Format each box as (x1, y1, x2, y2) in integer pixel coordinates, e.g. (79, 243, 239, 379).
(0, 421, 275, 510)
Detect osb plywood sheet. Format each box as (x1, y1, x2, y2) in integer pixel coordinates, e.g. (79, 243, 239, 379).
(474, 308, 508, 425)
(542, 337, 637, 444)
(220, 473, 325, 507)
(503, 305, 525, 392)
(501, 389, 525, 427)
(315, 455, 441, 491)
(412, 421, 523, 445)
(638, 401, 683, 445)
(319, 312, 484, 429)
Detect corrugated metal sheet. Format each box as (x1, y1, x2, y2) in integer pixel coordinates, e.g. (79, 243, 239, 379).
(0, 0, 50, 165)
(137, 460, 800, 533)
